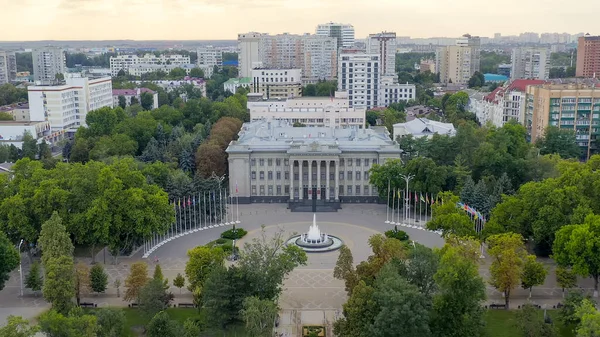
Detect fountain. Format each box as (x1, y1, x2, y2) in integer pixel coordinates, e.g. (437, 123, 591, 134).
(286, 214, 343, 252)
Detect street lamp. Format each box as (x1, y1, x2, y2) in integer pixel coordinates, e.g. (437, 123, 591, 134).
(399, 174, 414, 227)
(18, 239, 23, 297)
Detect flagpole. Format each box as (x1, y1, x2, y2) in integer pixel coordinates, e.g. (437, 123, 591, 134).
(224, 189, 229, 225)
(385, 179, 390, 224)
(219, 188, 224, 226)
(425, 193, 428, 228)
(390, 188, 396, 225)
(177, 198, 182, 237)
(397, 190, 401, 225)
(213, 190, 217, 227)
(204, 192, 207, 229)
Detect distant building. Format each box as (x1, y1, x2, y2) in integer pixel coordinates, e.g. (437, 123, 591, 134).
(27, 74, 113, 139)
(511, 47, 550, 80)
(338, 52, 380, 109)
(315, 22, 355, 48)
(0, 103, 30, 121)
(109, 54, 191, 76)
(0, 120, 51, 149)
(223, 77, 251, 93)
(0, 51, 17, 84)
(366, 32, 397, 76)
(302, 35, 338, 83)
(197, 46, 223, 69)
(436, 34, 481, 84)
(379, 76, 416, 106)
(497, 64, 512, 78)
(126, 64, 197, 77)
(250, 68, 302, 99)
(576, 34, 600, 78)
(112, 88, 159, 110)
(419, 59, 436, 74)
(247, 91, 365, 128)
(393, 118, 455, 140)
(32, 47, 66, 84)
(238, 32, 263, 78)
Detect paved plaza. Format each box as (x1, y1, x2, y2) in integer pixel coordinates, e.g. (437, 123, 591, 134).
(1, 203, 598, 333)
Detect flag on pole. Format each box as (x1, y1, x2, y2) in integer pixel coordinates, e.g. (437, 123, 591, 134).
(426, 193, 430, 204)
(178, 198, 181, 208)
(235, 180, 238, 194)
(187, 197, 191, 207)
(420, 193, 425, 203)
(397, 189, 401, 199)
(193, 196, 196, 206)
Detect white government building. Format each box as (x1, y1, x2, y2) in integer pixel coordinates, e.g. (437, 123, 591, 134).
(226, 120, 401, 207)
(247, 91, 365, 128)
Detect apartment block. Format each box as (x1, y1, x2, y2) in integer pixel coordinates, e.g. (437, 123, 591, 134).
(0, 51, 17, 84)
(238, 32, 263, 78)
(366, 32, 397, 76)
(419, 59, 436, 74)
(338, 53, 380, 109)
(526, 83, 600, 159)
(197, 46, 223, 69)
(576, 34, 600, 78)
(109, 54, 191, 76)
(302, 35, 338, 83)
(436, 34, 480, 84)
(32, 47, 66, 84)
(250, 68, 302, 99)
(315, 22, 355, 49)
(511, 47, 550, 80)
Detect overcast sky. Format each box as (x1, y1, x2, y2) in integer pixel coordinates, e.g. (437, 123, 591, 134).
(1, 0, 597, 41)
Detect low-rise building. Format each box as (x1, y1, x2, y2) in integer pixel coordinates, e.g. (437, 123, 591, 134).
(379, 76, 416, 106)
(127, 64, 197, 77)
(419, 59, 436, 74)
(393, 118, 455, 140)
(251, 68, 302, 99)
(247, 91, 365, 128)
(226, 119, 401, 204)
(110, 54, 191, 76)
(223, 77, 252, 93)
(135, 77, 207, 98)
(0, 120, 51, 148)
(112, 88, 159, 110)
(0, 103, 30, 121)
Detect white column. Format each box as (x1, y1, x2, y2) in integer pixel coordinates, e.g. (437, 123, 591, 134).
(335, 160, 339, 201)
(317, 160, 321, 200)
(325, 160, 330, 201)
(308, 160, 313, 200)
(352, 158, 356, 198)
(289, 159, 294, 201)
(298, 159, 303, 200)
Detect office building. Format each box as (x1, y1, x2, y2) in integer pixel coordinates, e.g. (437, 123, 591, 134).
(511, 47, 550, 80)
(112, 88, 159, 110)
(315, 22, 355, 49)
(109, 54, 191, 76)
(250, 68, 302, 99)
(197, 46, 223, 69)
(338, 52, 380, 109)
(32, 47, 66, 84)
(379, 76, 416, 106)
(226, 120, 401, 204)
(247, 91, 365, 128)
(27, 74, 113, 137)
(436, 35, 481, 84)
(238, 32, 263, 78)
(0, 51, 17, 84)
(393, 118, 456, 140)
(525, 83, 600, 159)
(366, 32, 397, 76)
(576, 34, 600, 78)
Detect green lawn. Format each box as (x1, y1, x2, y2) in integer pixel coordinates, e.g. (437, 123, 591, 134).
(485, 309, 576, 337)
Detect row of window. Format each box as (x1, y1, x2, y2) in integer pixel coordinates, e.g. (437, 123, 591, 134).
(251, 171, 371, 181)
(250, 184, 377, 196)
(250, 158, 378, 167)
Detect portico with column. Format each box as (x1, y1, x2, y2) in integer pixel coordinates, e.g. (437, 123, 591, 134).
(289, 157, 339, 203)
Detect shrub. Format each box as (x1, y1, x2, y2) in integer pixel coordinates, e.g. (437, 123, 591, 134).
(220, 228, 247, 240)
(215, 238, 227, 245)
(384, 227, 409, 241)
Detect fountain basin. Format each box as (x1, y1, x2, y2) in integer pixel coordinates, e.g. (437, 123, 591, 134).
(286, 234, 344, 252)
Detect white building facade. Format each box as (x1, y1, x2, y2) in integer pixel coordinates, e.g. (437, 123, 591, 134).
(511, 47, 551, 80)
(223, 77, 251, 93)
(248, 91, 365, 128)
(251, 68, 302, 99)
(315, 22, 355, 48)
(109, 54, 191, 76)
(197, 46, 223, 69)
(379, 76, 416, 106)
(32, 47, 66, 84)
(302, 35, 338, 83)
(338, 53, 380, 109)
(126, 64, 197, 77)
(393, 118, 456, 140)
(226, 120, 401, 204)
(238, 32, 263, 78)
(0, 51, 17, 84)
(366, 32, 397, 76)
(28, 75, 113, 136)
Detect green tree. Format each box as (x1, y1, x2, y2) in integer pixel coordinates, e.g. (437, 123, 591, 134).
(487, 232, 528, 309)
(575, 299, 600, 337)
(94, 307, 126, 337)
(185, 246, 226, 292)
(431, 242, 486, 337)
(240, 296, 279, 337)
(173, 273, 185, 294)
(89, 263, 108, 294)
(398, 243, 439, 298)
(536, 126, 581, 159)
(21, 131, 37, 160)
(189, 68, 204, 78)
(74, 262, 90, 306)
(560, 290, 590, 326)
(202, 265, 251, 327)
(0, 315, 40, 337)
(38, 140, 52, 160)
(334, 245, 359, 295)
(25, 261, 43, 294)
(141, 92, 155, 110)
(43, 255, 75, 314)
(333, 280, 378, 337)
(153, 264, 168, 289)
(521, 255, 548, 298)
(169, 67, 187, 79)
(139, 278, 172, 320)
(468, 71, 485, 88)
(146, 311, 184, 337)
(69, 138, 90, 163)
(517, 303, 557, 337)
(427, 192, 476, 237)
(124, 261, 149, 302)
(85, 106, 120, 137)
(555, 267, 577, 298)
(38, 309, 98, 337)
(118, 95, 127, 109)
(0, 231, 19, 291)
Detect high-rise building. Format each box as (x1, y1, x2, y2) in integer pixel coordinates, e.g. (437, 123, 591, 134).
(250, 68, 302, 99)
(0, 51, 17, 84)
(109, 54, 191, 76)
(511, 47, 551, 80)
(366, 32, 397, 76)
(315, 22, 355, 49)
(338, 52, 380, 109)
(197, 46, 223, 69)
(32, 47, 66, 84)
(302, 35, 337, 83)
(238, 32, 263, 78)
(525, 83, 600, 159)
(436, 35, 481, 84)
(576, 34, 600, 78)
(259, 33, 304, 70)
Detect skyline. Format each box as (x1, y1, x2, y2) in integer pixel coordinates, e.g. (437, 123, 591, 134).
(0, 0, 598, 41)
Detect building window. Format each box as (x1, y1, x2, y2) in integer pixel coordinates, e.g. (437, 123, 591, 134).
(339, 185, 344, 195)
(276, 171, 281, 180)
(347, 185, 352, 195)
(347, 171, 352, 180)
(252, 185, 257, 195)
(268, 185, 273, 196)
(260, 171, 264, 180)
(251, 159, 256, 166)
(259, 159, 265, 166)
(339, 171, 344, 180)
(348, 158, 353, 166)
(364, 185, 369, 195)
(330, 172, 335, 180)
(268, 171, 273, 180)
(285, 171, 290, 180)
(364, 159, 369, 167)
(373, 159, 378, 165)
(276, 185, 282, 195)
(356, 159, 361, 166)
(284, 159, 289, 166)
(252, 171, 256, 180)
(364, 171, 369, 180)
(356, 185, 361, 195)
(260, 186, 265, 196)
(285, 185, 290, 194)
(276, 158, 281, 166)
(294, 173, 299, 180)
(268, 159, 273, 166)
(356, 172, 361, 180)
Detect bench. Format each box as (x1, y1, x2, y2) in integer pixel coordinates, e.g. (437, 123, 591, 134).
(80, 302, 97, 308)
(128, 303, 139, 308)
(518, 304, 542, 309)
(554, 303, 564, 309)
(488, 303, 507, 309)
(178, 303, 196, 308)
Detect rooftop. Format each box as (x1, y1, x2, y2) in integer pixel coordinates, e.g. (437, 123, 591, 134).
(224, 77, 252, 85)
(112, 88, 155, 96)
(394, 118, 456, 137)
